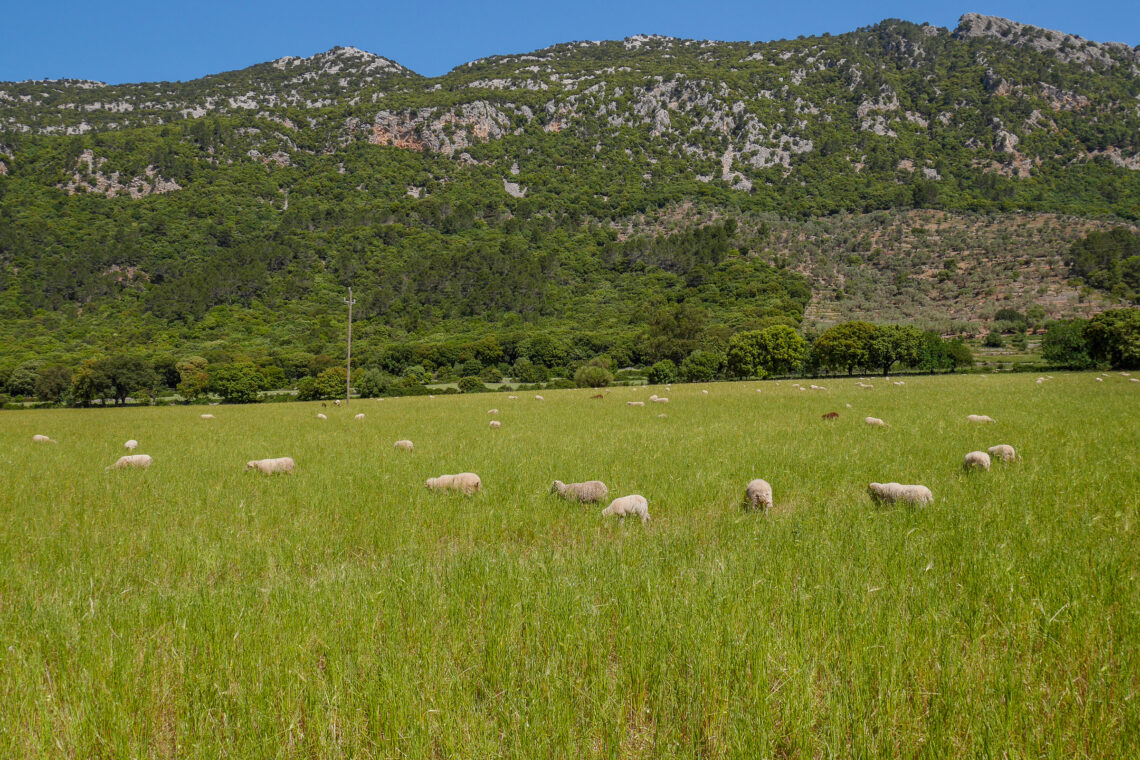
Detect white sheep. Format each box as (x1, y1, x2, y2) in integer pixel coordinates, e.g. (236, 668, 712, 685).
(1095, 377, 1103, 382)
(32, 434, 57, 443)
(648, 394, 658, 401)
(602, 494, 650, 522)
(626, 401, 645, 407)
(124, 439, 138, 451)
(651, 397, 669, 404)
(1131, 378, 1139, 383)
(966, 414, 995, 424)
(893, 381, 905, 386)
(107, 454, 153, 470)
(508, 395, 518, 399)
(862, 384, 874, 390)
(534, 395, 544, 401)
(864, 417, 888, 427)
(333, 399, 341, 407)
(702, 389, 709, 394)
(987, 444, 1016, 462)
(1036, 378, 1044, 385)
(200, 413, 215, 420)
(744, 479, 773, 511)
(393, 439, 414, 451)
(551, 480, 609, 503)
(867, 482, 933, 506)
(810, 384, 827, 391)
(355, 413, 365, 420)
(246, 457, 295, 474)
(845, 403, 853, 408)
(657, 413, 667, 418)
(425, 473, 482, 495)
(963, 451, 992, 471)
(317, 413, 327, 420)
(489, 420, 501, 428)
(487, 408, 499, 414)
(756, 389, 763, 393)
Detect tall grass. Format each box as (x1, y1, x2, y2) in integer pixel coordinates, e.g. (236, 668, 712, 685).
(1, 373, 1137, 757)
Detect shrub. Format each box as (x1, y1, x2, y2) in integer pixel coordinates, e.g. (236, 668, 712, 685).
(574, 365, 613, 388)
(647, 360, 678, 385)
(457, 376, 487, 393)
(983, 331, 1004, 348)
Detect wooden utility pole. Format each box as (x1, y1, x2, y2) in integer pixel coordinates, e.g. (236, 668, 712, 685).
(344, 287, 356, 407)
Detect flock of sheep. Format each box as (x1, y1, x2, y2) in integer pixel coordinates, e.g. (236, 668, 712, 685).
(25, 373, 1055, 523)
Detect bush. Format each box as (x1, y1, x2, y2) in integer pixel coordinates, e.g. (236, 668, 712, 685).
(647, 359, 678, 385)
(296, 377, 319, 401)
(983, 331, 1004, 348)
(574, 365, 613, 388)
(680, 350, 724, 382)
(457, 376, 487, 393)
(354, 369, 395, 398)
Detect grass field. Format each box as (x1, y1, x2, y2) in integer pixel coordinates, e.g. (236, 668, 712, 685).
(1, 373, 1137, 758)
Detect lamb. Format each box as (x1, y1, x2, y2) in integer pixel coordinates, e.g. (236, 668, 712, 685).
(987, 444, 1016, 462)
(534, 395, 544, 401)
(743, 479, 773, 511)
(200, 413, 215, 419)
(355, 413, 365, 420)
(966, 414, 995, 424)
(648, 394, 658, 401)
(551, 479, 609, 503)
(821, 412, 839, 420)
(107, 454, 153, 470)
(425, 473, 482, 495)
(487, 409, 499, 414)
(626, 401, 645, 407)
(124, 439, 139, 451)
(317, 413, 327, 420)
(246, 457, 295, 474)
(864, 417, 888, 427)
(702, 389, 709, 394)
(393, 440, 414, 451)
(963, 451, 992, 471)
(1095, 377, 1103, 382)
(602, 494, 650, 522)
(489, 420, 501, 428)
(867, 482, 933, 506)
(32, 434, 57, 443)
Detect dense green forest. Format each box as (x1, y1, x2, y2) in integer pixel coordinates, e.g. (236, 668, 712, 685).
(2, 14, 1139, 398)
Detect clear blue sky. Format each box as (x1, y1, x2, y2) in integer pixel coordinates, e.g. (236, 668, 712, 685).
(2, 1, 1136, 83)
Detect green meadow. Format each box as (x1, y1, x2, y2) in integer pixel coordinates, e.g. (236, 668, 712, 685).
(1, 373, 1137, 758)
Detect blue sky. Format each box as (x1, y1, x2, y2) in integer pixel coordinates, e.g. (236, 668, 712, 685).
(2, 1, 1137, 83)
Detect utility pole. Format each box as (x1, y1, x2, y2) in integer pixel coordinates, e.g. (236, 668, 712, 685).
(344, 287, 356, 407)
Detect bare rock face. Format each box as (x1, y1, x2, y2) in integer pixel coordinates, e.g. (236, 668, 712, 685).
(57, 150, 182, 198)
(368, 101, 514, 156)
(954, 13, 1140, 68)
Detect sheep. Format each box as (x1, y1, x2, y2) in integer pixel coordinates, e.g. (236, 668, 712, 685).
(602, 494, 650, 522)
(508, 395, 518, 399)
(657, 413, 667, 418)
(1132, 378, 1139, 383)
(489, 420, 501, 429)
(534, 395, 544, 401)
(107, 454, 153, 470)
(246, 457, 295, 474)
(200, 413, 215, 419)
(425, 473, 482, 495)
(845, 403, 853, 408)
(966, 414, 995, 424)
(864, 417, 888, 427)
(809, 384, 827, 391)
(32, 434, 57, 443)
(355, 413, 365, 420)
(429, 395, 435, 399)
(702, 389, 709, 395)
(756, 389, 763, 393)
(743, 479, 773, 511)
(651, 397, 669, 404)
(648, 394, 658, 401)
(867, 482, 933, 506)
(1096, 377, 1103, 382)
(393, 439, 414, 451)
(626, 401, 645, 407)
(124, 439, 139, 451)
(590, 394, 604, 399)
(551, 479, 609, 503)
(893, 381, 905, 386)
(317, 413, 327, 420)
(987, 444, 1016, 462)
(862, 384, 874, 390)
(1036, 377, 1044, 385)
(333, 399, 341, 407)
(963, 451, 992, 471)
(487, 409, 499, 414)
(821, 412, 839, 420)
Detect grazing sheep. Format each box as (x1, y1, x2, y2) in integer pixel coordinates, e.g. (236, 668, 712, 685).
(1096, 377, 1103, 382)
(429, 395, 436, 399)
(551, 479, 609, 503)
(702, 389, 709, 395)
(393, 439, 414, 451)
(602, 494, 650, 522)
(355, 413, 365, 420)
(963, 451, 992, 471)
(107, 454, 153, 470)
(508, 395, 518, 399)
(648, 394, 658, 401)
(32, 434, 57, 443)
(246, 457, 295, 474)
(864, 417, 888, 427)
(665, 387, 671, 392)
(893, 381, 905, 386)
(987, 444, 1016, 462)
(810, 384, 827, 391)
(425, 473, 482, 495)
(657, 413, 667, 418)
(651, 397, 669, 404)
(867, 482, 933, 506)
(845, 403, 853, 408)
(862, 384, 874, 390)
(1132, 378, 1139, 383)
(821, 412, 839, 420)
(966, 414, 995, 424)
(317, 413, 327, 420)
(756, 389, 763, 393)
(487, 409, 499, 414)
(124, 439, 139, 451)
(744, 479, 773, 511)
(627, 401, 645, 407)
(534, 395, 544, 401)
(1036, 378, 1044, 385)
(333, 400, 341, 407)
(200, 413, 215, 419)
(489, 420, 501, 428)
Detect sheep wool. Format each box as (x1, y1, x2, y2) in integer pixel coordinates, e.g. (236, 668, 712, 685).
(393, 440, 414, 451)
(317, 413, 327, 420)
(108, 454, 153, 470)
(651, 397, 669, 404)
(425, 473, 482, 495)
(627, 401, 645, 407)
(246, 457, 295, 474)
(966, 414, 996, 424)
(744, 479, 773, 511)
(200, 413, 215, 420)
(32, 434, 57, 443)
(551, 480, 609, 503)
(534, 395, 544, 401)
(355, 413, 365, 420)
(489, 420, 501, 428)
(124, 440, 139, 451)
(963, 451, 992, 471)
(602, 494, 650, 522)
(987, 444, 1016, 462)
(864, 417, 888, 427)
(487, 409, 499, 415)
(867, 482, 933, 506)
